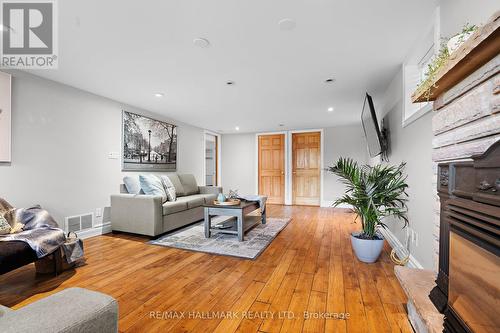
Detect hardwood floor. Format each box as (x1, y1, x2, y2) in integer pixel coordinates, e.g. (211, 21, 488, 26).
(0, 205, 412, 333)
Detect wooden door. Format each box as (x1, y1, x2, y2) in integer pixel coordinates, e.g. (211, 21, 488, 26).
(258, 134, 285, 204)
(292, 132, 321, 206)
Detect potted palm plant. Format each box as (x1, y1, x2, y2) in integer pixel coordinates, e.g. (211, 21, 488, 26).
(328, 158, 409, 263)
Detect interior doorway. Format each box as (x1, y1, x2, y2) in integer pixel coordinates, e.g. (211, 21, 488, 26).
(258, 134, 285, 204)
(292, 131, 321, 206)
(205, 133, 219, 186)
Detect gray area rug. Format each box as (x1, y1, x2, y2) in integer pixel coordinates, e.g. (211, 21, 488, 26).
(149, 217, 291, 259)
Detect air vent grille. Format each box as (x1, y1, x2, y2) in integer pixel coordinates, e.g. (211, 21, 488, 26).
(81, 214, 93, 229)
(65, 213, 94, 233)
(67, 216, 81, 233)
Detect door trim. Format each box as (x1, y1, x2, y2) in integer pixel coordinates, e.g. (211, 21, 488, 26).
(254, 129, 324, 206)
(203, 130, 222, 187)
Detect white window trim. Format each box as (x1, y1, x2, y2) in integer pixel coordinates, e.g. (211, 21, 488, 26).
(401, 6, 440, 127)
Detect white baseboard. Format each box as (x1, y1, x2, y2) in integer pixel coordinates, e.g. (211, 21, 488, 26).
(320, 200, 353, 209)
(321, 200, 333, 208)
(75, 222, 112, 239)
(379, 227, 423, 269)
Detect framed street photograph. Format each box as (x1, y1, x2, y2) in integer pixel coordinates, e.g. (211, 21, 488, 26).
(122, 111, 177, 171)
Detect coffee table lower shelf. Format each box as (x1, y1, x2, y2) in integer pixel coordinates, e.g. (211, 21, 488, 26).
(209, 216, 261, 235)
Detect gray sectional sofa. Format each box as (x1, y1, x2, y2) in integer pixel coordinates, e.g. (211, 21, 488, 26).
(0, 287, 118, 333)
(111, 173, 222, 237)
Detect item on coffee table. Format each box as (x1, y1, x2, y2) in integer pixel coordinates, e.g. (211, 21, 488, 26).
(228, 189, 239, 200)
(213, 199, 241, 206)
(217, 193, 227, 202)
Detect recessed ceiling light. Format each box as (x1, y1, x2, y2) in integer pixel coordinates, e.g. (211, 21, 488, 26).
(154, 93, 164, 98)
(226, 81, 235, 85)
(328, 107, 334, 112)
(235, 126, 240, 131)
(193, 38, 210, 48)
(278, 18, 296, 31)
(325, 78, 336, 84)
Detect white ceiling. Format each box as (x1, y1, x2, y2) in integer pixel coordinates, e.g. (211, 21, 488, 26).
(30, 0, 436, 133)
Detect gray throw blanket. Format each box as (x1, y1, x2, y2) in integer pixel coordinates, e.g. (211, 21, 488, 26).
(0, 200, 65, 258)
(238, 195, 267, 214)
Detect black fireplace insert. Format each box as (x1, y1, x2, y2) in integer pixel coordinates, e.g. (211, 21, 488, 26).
(430, 141, 500, 333)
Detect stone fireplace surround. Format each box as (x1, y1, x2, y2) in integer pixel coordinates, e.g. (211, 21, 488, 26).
(429, 53, 500, 312)
(395, 11, 499, 333)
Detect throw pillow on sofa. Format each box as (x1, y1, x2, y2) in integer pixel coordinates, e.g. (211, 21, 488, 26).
(178, 174, 199, 195)
(139, 175, 167, 202)
(123, 175, 144, 194)
(164, 173, 185, 197)
(160, 176, 177, 201)
(0, 215, 11, 235)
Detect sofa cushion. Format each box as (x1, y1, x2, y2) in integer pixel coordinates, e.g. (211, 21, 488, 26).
(160, 176, 177, 201)
(0, 304, 12, 318)
(139, 175, 167, 202)
(176, 195, 204, 209)
(179, 174, 199, 195)
(6, 287, 118, 333)
(162, 201, 188, 215)
(199, 193, 217, 204)
(123, 175, 143, 194)
(165, 173, 185, 197)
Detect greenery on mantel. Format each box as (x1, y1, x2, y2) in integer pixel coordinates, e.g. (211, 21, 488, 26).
(418, 42, 450, 101)
(417, 23, 478, 101)
(328, 158, 409, 239)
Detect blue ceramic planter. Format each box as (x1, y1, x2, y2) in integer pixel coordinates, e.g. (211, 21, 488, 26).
(350, 232, 385, 263)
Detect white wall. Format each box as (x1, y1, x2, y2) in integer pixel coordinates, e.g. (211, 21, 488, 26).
(221, 133, 256, 195)
(439, 0, 499, 37)
(383, 101, 435, 269)
(375, 61, 436, 269)
(0, 71, 205, 224)
(323, 125, 368, 205)
(221, 126, 368, 205)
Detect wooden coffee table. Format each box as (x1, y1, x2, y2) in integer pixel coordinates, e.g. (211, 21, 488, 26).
(203, 200, 266, 241)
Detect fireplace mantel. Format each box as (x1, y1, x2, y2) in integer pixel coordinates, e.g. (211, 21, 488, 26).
(412, 11, 500, 103)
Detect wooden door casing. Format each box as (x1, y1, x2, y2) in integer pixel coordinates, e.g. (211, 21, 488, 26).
(292, 132, 321, 206)
(258, 134, 285, 204)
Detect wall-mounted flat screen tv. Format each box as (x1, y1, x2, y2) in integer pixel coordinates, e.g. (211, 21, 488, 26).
(361, 93, 384, 158)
